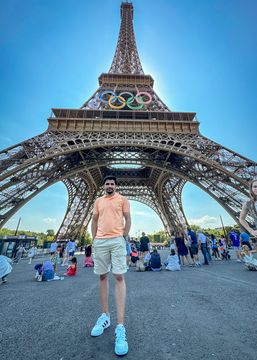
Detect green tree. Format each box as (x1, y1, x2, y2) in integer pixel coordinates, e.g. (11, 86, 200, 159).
(80, 230, 92, 246)
(46, 229, 55, 236)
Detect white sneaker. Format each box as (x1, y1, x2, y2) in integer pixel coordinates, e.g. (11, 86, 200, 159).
(91, 313, 110, 337)
(115, 324, 128, 356)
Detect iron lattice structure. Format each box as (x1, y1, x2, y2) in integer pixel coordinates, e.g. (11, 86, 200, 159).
(0, 2, 256, 239)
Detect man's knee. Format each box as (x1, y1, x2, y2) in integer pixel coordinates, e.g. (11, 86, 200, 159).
(100, 273, 108, 281)
(114, 274, 124, 282)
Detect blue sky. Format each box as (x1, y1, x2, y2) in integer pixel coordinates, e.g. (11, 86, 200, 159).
(0, 0, 257, 236)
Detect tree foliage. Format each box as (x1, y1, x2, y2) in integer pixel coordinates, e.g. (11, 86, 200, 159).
(79, 230, 92, 246)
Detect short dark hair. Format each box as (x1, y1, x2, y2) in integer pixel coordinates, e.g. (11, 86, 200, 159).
(103, 176, 117, 185)
(71, 257, 77, 264)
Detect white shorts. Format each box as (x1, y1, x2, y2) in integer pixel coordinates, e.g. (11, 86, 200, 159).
(93, 237, 127, 275)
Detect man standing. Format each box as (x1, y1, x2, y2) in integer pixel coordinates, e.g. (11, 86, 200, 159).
(50, 240, 58, 255)
(139, 232, 150, 256)
(187, 228, 200, 266)
(197, 229, 209, 265)
(229, 230, 241, 262)
(91, 176, 131, 356)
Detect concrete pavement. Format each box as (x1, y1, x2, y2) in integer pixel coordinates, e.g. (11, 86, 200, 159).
(0, 251, 256, 360)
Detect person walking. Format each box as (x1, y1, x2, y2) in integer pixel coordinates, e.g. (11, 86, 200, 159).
(210, 234, 220, 259)
(198, 229, 209, 265)
(13, 244, 26, 264)
(90, 175, 131, 356)
(28, 245, 37, 264)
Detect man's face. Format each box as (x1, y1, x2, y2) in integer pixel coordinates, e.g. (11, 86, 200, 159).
(104, 180, 116, 195)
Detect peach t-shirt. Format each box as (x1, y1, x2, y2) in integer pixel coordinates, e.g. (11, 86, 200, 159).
(93, 192, 130, 239)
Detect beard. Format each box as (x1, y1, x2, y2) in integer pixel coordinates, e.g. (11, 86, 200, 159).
(106, 188, 114, 194)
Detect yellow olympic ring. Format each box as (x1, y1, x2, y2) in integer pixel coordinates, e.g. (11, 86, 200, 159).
(108, 95, 126, 109)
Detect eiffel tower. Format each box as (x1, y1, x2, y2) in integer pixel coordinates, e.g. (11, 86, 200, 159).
(0, 1, 256, 239)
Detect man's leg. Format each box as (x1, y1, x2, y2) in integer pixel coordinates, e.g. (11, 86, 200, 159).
(91, 273, 110, 337)
(99, 273, 109, 315)
(114, 274, 126, 324)
(201, 244, 209, 264)
(114, 273, 128, 356)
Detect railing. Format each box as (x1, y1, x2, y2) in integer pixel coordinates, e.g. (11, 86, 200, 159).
(50, 109, 197, 122)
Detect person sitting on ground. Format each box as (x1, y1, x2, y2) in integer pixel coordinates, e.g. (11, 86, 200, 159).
(0, 255, 13, 284)
(149, 248, 162, 271)
(165, 249, 181, 271)
(34, 260, 54, 281)
(130, 245, 139, 266)
(64, 257, 77, 276)
(83, 245, 94, 267)
(135, 256, 146, 272)
(220, 248, 230, 260)
(143, 251, 151, 266)
(34, 260, 63, 281)
(240, 245, 257, 270)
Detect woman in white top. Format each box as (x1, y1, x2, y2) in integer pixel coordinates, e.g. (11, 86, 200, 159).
(28, 246, 37, 264)
(165, 250, 181, 271)
(240, 245, 257, 270)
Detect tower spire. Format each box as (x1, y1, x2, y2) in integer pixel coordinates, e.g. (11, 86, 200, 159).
(109, 2, 144, 74)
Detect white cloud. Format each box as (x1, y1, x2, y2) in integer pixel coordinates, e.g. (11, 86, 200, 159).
(133, 211, 154, 217)
(188, 215, 219, 228)
(43, 217, 57, 224)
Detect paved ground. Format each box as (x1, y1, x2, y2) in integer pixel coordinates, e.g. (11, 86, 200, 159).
(1, 251, 257, 360)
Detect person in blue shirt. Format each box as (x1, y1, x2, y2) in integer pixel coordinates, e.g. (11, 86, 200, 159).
(229, 230, 241, 262)
(240, 231, 252, 250)
(188, 228, 200, 266)
(149, 249, 162, 271)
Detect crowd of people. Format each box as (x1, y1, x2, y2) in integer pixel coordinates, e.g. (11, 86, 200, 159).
(1, 226, 257, 285)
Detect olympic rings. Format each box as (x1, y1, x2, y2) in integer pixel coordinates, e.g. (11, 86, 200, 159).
(136, 91, 152, 104)
(87, 90, 152, 110)
(100, 90, 117, 104)
(108, 95, 126, 109)
(127, 96, 144, 110)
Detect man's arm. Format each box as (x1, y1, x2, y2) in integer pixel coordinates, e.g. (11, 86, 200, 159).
(91, 214, 99, 240)
(123, 212, 131, 237)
